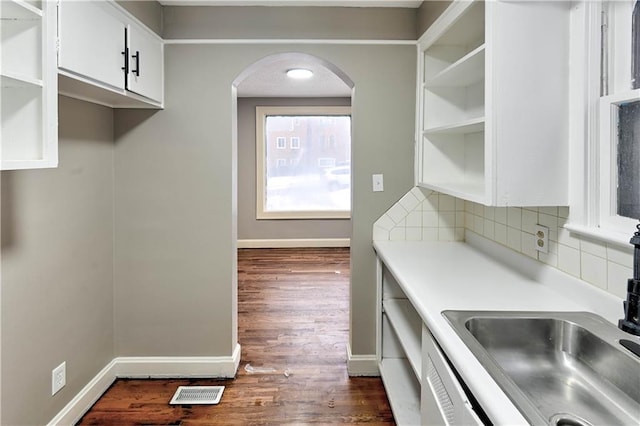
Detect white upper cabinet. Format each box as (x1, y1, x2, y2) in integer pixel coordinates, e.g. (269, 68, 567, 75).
(416, 0, 570, 206)
(58, 0, 126, 91)
(126, 23, 163, 103)
(1, 0, 58, 170)
(57, 0, 163, 108)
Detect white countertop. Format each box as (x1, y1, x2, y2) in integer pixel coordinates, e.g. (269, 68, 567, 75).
(373, 232, 626, 425)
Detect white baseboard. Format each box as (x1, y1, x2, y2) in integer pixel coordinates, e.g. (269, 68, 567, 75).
(346, 343, 379, 377)
(47, 359, 118, 426)
(115, 344, 242, 378)
(237, 238, 350, 248)
(48, 344, 241, 426)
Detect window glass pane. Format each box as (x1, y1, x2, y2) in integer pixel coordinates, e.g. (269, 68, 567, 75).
(617, 100, 640, 219)
(264, 115, 351, 214)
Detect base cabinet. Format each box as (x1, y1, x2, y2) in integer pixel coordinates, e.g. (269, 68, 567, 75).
(377, 258, 483, 425)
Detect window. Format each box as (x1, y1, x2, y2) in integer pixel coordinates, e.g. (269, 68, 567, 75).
(569, 0, 640, 244)
(255, 106, 351, 219)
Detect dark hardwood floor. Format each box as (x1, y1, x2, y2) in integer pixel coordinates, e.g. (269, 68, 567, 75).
(78, 247, 394, 425)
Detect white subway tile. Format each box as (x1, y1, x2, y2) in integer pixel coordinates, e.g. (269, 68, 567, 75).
(539, 206, 559, 217)
(455, 227, 465, 241)
(439, 194, 456, 211)
(411, 186, 428, 202)
(522, 209, 538, 234)
(495, 207, 508, 225)
(465, 200, 475, 213)
(375, 214, 395, 231)
(558, 206, 570, 219)
(455, 197, 465, 211)
(558, 226, 580, 249)
(580, 237, 607, 258)
(484, 206, 495, 221)
(607, 244, 633, 267)
(484, 220, 495, 240)
(422, 227, 439, 241)
(558, 244, 581, 277)
(507, 207, 522, 229)
(456, 212, 465, 228)
(439, 212, 456, 228)
(373, 225, 390, 241)
(507, 227, 522, 252)
(438, 227, 456, 241)
(423, 211, 439, 227)
(521, 232, 538, 258)
(405, 211, 422, 227)
(405, 227, 422, 241)
(389, 227, 406, 241)
(424, 194, 439, 211)
(465, 212, 475, 231)
(474, 215, 484, 235)
(399, 191, 420, 212)
(387, 203, 408, 224)
(581, 252, 607, 289)
(607, 261, 633, 299)
(474, 203, 485, 216)
(539, 251, 558, 268)
(495, 223, 508, 245)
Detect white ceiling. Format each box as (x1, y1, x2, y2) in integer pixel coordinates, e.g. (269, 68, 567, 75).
(159, 1, 422, 7)
(161, 0, 419, 97)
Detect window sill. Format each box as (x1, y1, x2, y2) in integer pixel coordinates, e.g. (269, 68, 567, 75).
(564, 222, 635, 249)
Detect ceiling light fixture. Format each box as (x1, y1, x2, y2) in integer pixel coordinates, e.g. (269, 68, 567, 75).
(286, 68, 314, 79)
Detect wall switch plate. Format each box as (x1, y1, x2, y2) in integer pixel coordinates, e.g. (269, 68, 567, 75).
(52, 362, 66, 396)
(372, 174, 384, 192)
(534, 225, 549, 254)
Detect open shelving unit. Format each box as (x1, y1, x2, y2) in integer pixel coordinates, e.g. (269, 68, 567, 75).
(416, 0, 570, 206)
(1, 0, 57, 170)
(378, 263, 422, 425)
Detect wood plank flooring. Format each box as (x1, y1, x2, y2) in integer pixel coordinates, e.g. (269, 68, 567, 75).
(78, 248, 394, 425)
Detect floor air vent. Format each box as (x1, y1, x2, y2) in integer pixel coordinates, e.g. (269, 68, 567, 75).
(169, 386, 225, 405)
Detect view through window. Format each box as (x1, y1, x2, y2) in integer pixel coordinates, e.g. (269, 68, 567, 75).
(256, 106, 351, 219)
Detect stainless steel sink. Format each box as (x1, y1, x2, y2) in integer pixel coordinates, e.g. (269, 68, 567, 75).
(443, 311, 640, 426)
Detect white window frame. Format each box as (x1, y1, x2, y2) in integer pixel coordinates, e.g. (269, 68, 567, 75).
(255, 106, 352, 220)
(567, 0, 640, 246)
(276, 137, 286, 149)
(290, 137, 300, 149)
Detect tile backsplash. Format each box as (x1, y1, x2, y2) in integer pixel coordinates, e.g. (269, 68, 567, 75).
(374, 187, 634, 300)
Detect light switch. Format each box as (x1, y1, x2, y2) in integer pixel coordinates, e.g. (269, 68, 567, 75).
(372, 174, 384, 192)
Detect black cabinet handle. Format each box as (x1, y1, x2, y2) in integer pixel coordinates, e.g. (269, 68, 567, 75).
(131, 51, 140, 77)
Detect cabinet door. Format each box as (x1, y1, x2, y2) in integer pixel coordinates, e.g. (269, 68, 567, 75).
(126, 24, 163, 103)
(58, 0, 125, 90)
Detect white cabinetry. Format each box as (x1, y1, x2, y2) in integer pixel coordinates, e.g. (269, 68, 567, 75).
(416, 0, 570, 206)
(57, 0, 163, 108)
(1, 0, 57, 170)
(377, 260, 483, 425)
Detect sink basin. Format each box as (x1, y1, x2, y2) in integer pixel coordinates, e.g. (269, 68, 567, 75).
(443, 311, 640, 426)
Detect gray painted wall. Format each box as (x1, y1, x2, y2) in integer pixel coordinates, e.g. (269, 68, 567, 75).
(417, 1, 451, 38)
(237, 97, 352, 241)
(164, 6, 417, 40)
(116, 0, 163, 36)
(1, 97, 115, 425)
(113, 43, 415, 358)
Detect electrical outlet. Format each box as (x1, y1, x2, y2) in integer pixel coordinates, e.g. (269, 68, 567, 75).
(52, 362, 66, 396)
(535, 225, 549, 254)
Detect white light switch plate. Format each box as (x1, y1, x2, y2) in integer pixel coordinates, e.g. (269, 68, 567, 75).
(372, 174, 384, 192)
